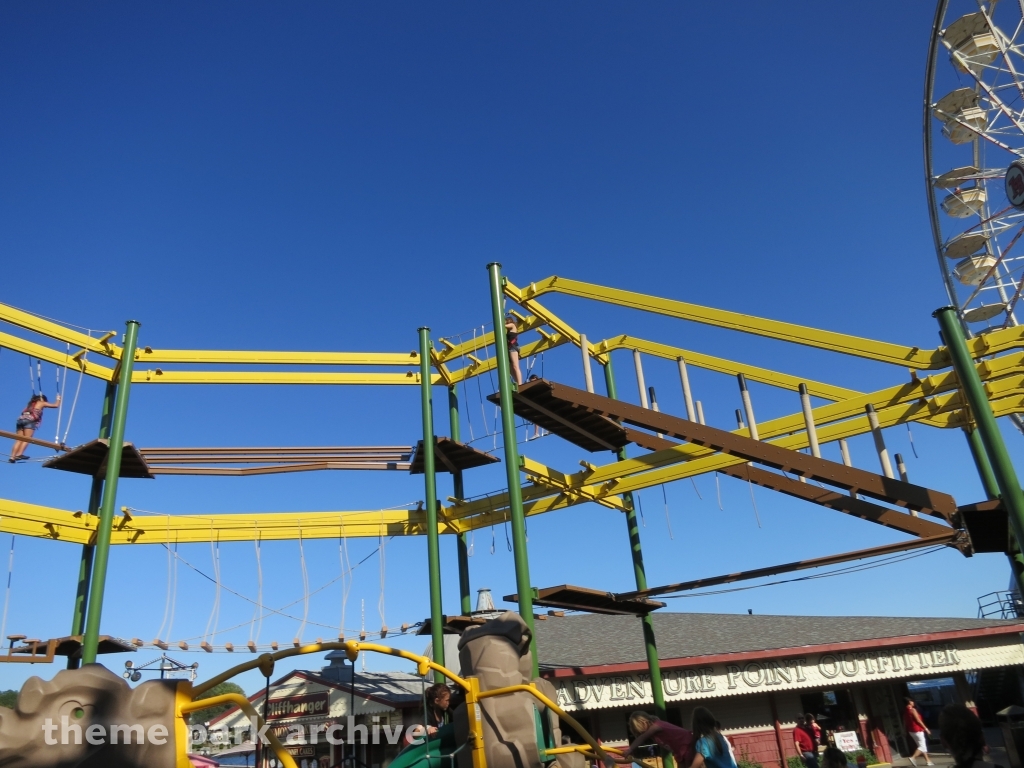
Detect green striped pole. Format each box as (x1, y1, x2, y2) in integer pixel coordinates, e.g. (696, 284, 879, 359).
(82, 321, 140, 665)
(419, 328, 445, 679)
(486, 263, 537, 676)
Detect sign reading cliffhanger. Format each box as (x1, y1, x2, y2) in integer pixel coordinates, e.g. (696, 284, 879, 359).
(553, 637, 1024, 711)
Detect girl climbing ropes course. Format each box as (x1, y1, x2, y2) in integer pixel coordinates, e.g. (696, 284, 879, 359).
(8, 392, 60, 463)
(505, 315, 523, 386)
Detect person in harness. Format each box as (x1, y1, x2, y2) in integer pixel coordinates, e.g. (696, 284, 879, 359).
(8, 393, 60, 463)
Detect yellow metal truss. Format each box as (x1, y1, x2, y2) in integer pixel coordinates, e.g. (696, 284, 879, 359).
(3, 275, 1024, 546)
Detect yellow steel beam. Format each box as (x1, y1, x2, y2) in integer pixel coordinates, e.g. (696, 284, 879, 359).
(135, 348, 421, 366)
(449, 362, 1024, 525)
(446, 332, 570, 385)
(0, 500, 455, 545)
(0, 331, 112, 381)
(504, 280, 610, 364)
(597, 335, 861, 401)
(522, 276, 949, 368)
(0, 302, 120, 358)
(520, 456, 627, 511)
(435, 315, 547, 364)
(129, 370, 440, 385)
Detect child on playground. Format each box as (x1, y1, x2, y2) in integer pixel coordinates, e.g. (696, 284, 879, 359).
(505, 316, 523, 385)
(691, 707, 737, 768)
(609, 711, 696, 768)
(9, 393, 60, 463)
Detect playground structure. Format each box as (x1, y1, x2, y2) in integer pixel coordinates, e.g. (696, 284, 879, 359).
(3, 263, 1024, 767)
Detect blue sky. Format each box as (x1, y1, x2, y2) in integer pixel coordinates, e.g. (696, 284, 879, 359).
(0, 1, 1019, 697)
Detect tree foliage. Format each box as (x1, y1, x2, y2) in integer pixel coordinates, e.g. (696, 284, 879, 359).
(187, 681, 246, 724)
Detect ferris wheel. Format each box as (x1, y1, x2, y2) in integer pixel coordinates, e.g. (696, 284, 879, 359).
(924, 0, 1024, 329)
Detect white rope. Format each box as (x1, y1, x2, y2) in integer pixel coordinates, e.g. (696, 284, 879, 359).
(339, 522, 352, 639)
(28, 358, 35, 395)
(61, 350, 86, 446)
(250, 530, 263, 644)
(156, 517, 173, 640)
(296, 526, 309, 643)
(203, 535, 222, 644)
(378, 523, 387, 633)
(167, 542, 178, 644)
(53, 345, 69, 444)
(0, 536, 15, 646)
(460, 333, 476, 442)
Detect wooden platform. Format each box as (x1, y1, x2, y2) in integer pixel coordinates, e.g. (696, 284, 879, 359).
(512, 379, 958, 521)
(43, 439, 153, 479)
(487, 379, 629, 452)
(409, 437, 500, 475)
(417, 615, 490, 635)
(0, 634, 135, 664)
(504, 584, 665, 616)
(140, 445, 413, 475)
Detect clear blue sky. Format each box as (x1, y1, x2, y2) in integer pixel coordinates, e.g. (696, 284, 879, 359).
(0, 1, 1017, 697)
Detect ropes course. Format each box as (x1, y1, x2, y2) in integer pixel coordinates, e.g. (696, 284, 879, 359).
(0, 267, 1020, 668)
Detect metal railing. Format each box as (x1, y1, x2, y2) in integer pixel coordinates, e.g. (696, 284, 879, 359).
(977, 590, 1023, 618)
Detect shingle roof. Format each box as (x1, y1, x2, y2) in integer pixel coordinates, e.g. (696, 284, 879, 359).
(304, 667, 426, 706)
(534, 612, 1024, 670)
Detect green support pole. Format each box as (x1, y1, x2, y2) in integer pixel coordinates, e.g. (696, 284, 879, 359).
(449, 386, 473, 616)
(81, 321, 140, 665)
(419, 328, 445, 679)
(67, 381, 117, 669)
(486, 262, 538, 676)
(937, 308, 1024, 597)
(965, 426, 1000, 500)
(604, 359, 673, 763)
(964, 426, 1024, 598)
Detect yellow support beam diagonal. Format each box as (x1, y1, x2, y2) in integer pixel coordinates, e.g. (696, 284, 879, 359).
(435, 315, 548, 365)
(521, 276, 1024, 368)
(0, 331, 112, 381)
(0, 302, 120, 358)
(504, 280, 610, 364)
(446, 333, 569, 385)
(520, 456, 627, 511)
(597, 335, 861, 401)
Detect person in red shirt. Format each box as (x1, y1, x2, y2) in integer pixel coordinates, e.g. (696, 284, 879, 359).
(793, 714, 819, 768)
(610, 711, 696, 768)
(903, 698, 934, 766)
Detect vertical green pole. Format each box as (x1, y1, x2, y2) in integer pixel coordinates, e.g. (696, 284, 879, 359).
(937, 308, 1024, 582)
(964, 426, 1000, 500)
(81, 321, 140, 665)
(963, 426, 1024, 598)
(486, 263, 537, 676)
(419, 328, 445, 679)
(449, 386, 473, 616)
(67, 381, 117, 669)
(603, 358, 672, 762)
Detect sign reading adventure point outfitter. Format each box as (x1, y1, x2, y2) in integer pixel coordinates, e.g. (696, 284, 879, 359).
(553, 637, 1024, 711)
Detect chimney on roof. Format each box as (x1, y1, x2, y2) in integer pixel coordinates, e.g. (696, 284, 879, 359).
(476, 588, 495, 612)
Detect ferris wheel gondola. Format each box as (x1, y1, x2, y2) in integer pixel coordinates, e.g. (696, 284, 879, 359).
(923, 0, 1024, 329)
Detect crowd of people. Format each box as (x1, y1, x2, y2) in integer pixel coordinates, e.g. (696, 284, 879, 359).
(603, 700, 994, 768)
(417, 681, 994, 768)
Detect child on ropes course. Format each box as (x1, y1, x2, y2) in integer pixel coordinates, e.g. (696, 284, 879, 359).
(9, 393, 60, 463)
